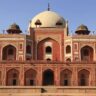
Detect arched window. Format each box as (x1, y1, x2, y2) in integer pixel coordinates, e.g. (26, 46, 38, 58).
(26, 45, 31, 54)
(24, 69, 37, 86)
(46, 46, 52, 54)
(6, 69, 19, 86)
(2, 45, 16, 60)
(19, 44, 22, 50)
(66, 58, 71, 62)
(78, 69, 90, 86)
(60, 69, 72, 86)
(46, 58, 51, 61)
(81, 46, 93, 61)
(66, 45, 71, 54)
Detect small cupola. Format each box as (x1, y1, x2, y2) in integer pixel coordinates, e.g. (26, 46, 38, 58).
(35, 19, 42, 27)
(75, 24, 90, 35)
(56, 20, 63, 26)
(7, 23, 22, 34)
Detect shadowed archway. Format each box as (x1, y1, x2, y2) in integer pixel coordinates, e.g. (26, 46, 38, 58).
(78, 69, 90, 86)
(60, 69, 72, 86)
(43, 69, 54, 86)
(24, 69, 37, 86)
(81, 46, 93, 61)
(6, 69, 19, 86)
(2, 45, 16, 60)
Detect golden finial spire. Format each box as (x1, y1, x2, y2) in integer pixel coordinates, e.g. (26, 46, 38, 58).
(48, 3, 50, 11)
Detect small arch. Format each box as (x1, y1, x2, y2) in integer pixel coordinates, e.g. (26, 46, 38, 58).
(24, 69, 37, 86)
(42, 69, 54, 86)
(66, 45, 71, 54)
(66, 58, 71, 62)
(60, 69, 72, 86)
(2, 45, 16, 60)
(46, 58, 51, 61)
(26, 45, 31, 54)
(6, 69, 19, 86)
(81, 46, 93, 61)
(37, 37, 59, 45)
(46, 46, 52, 54)
(78, 69, 90, 86)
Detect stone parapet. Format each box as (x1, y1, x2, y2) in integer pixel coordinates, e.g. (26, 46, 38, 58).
(0, 86, 96, 96)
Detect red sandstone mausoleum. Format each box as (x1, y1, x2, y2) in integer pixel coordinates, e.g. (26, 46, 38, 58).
(0, 8, 96, 96)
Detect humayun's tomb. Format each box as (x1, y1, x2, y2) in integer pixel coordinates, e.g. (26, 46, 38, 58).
(0, 6, 96, 96)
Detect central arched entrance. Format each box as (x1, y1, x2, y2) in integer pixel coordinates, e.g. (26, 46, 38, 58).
(43, 69, 54, 86)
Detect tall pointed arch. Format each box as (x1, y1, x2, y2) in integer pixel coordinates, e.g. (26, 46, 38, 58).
(81, 45, 93, 61)
(78, 69, 90, 86)
(24, 69, 37, 86)
(2, 45, 16, 60)
(42, 69, 54, 85)
(6, 69, 19, 86)
(60, 69, 72, 86)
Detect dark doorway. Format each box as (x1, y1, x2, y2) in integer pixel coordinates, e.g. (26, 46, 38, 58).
(12, 79, 17, 86)
(43, 69, 54, 86)
(64, 79, 68, 86)
(30, 80, 34, 86)
(80, 79, 86, 86)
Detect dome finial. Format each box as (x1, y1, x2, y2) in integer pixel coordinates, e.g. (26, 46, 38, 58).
(48, 3, 50, 11)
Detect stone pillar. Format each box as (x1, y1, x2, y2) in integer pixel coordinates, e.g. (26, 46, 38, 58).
(2, 65, 6, 85)
(55, 66, 60, 86)
(72, 67, 78, 86)
(35, 41, 37, 60)
(90, 67, 95, 86)
(19, 65, 24, 86)
(37, 65, 42, 86)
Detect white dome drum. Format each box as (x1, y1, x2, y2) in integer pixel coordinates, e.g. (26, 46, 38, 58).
(30, 11, 66, 28)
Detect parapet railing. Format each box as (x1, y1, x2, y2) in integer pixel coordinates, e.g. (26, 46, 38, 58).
(0, 60, 96, 65)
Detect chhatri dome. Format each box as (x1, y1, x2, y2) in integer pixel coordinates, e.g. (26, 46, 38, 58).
(30, 5, 66, 28)
(7, 23, 22, 34)
(75, 24, 90, 35)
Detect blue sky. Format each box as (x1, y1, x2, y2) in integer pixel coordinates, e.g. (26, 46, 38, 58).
(0, 0, 96, 34)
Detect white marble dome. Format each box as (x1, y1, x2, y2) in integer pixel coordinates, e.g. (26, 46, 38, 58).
(30, 10, 66, 28)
